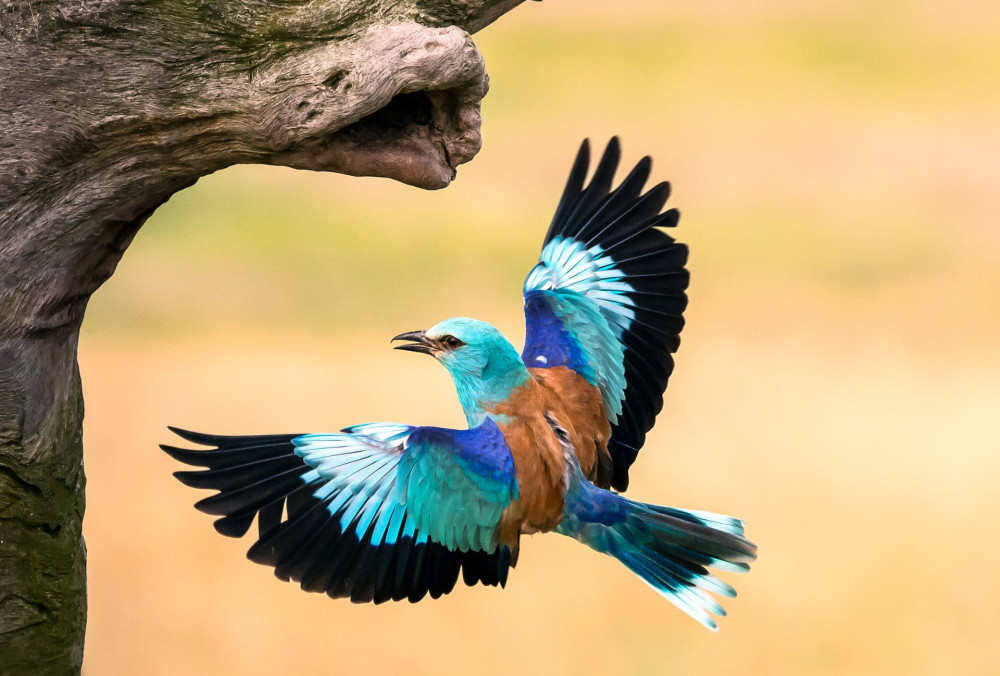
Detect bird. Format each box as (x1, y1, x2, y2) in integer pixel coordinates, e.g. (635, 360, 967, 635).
(162, 137, 757, 630)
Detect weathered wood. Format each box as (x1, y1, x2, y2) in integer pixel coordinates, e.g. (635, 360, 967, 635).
(0, 1, 526, 671)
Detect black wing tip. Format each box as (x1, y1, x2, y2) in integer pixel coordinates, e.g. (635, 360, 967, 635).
(632, 154, 653, 178)
(172, 468, 213, 488)
(265, 545, 512, 605)
(160, 443, 225, 469)
(192, 493, 228, 516)
(646, 180, 671, 202)
(166, 426, 218, 446)
(579, 136, 628, 176)
(608, 439, 640, 491)
(160, 443, 193, 459)
(581, 135, 621, 156)
(164, 427, 302, 451)
(591, 137, 622, 185)
(611, 471, 630, 492)
(213, 513, 256, 538)
(547, 137, 679, 248)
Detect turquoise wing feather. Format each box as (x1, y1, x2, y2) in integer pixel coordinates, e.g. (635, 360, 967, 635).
(396, 422, 519, 553)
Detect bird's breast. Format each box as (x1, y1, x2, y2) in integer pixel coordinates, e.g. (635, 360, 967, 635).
(486, 368, 614, 534)
(488, 386, 568, 534)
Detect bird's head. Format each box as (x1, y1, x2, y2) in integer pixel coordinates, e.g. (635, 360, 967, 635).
(393, 317, 530, 425)
(393, 317, 511, 378)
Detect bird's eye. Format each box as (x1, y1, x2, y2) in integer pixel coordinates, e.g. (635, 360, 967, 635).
(440, 335, 464, 350)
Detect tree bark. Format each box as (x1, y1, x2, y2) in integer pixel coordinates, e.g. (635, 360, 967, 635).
(0, 0, 525, 671)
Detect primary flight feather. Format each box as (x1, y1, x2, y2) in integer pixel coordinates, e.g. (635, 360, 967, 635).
(162, 138, 756, 630)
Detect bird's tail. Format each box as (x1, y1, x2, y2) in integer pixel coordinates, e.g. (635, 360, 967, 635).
(549, 421, 756, 630)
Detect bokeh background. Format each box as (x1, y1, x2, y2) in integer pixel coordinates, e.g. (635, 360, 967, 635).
(79, 1, 1000, 674)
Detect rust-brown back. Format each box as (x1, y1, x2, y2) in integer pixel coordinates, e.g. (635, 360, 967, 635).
(529, 366, 613, 488)
(488, 366, 613, 547)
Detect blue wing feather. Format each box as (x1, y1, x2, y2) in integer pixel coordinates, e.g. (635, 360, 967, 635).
(523, 288, 626, 420)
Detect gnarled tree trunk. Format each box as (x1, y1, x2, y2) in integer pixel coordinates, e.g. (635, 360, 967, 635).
(0, 1, 525, 671)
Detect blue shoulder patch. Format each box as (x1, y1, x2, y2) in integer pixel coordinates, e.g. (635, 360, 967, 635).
(522, 288, 627, 421)
(523, 290, 592, 377)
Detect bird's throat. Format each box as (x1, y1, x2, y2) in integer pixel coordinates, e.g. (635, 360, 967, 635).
(452, 362, 531, 428)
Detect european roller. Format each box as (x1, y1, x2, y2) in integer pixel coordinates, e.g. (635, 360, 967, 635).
(163, 138, 757, 630)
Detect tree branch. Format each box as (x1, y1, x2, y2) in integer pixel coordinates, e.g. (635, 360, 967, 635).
(0, 0, 527, 671)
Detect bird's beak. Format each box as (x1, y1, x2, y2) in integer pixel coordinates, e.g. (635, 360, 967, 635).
(392, 330, 437, 355)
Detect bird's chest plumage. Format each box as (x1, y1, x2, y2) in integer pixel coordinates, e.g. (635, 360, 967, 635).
(488, 389, 567, 535)
(487, 369, 612, 534)
(499, 425, 565, 535)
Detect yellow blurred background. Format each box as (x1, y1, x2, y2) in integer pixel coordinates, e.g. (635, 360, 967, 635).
(79, 2, 1000, 674)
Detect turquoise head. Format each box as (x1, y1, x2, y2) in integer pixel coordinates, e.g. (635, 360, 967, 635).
(393, 317, 530, 427)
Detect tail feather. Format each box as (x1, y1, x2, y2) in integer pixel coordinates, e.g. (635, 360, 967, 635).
(633, 503, 756, 565)
(639, 544, 737, 598)
(552, 434, 756, 630)
(620, 547, 729, 620)
(563, 491, 756, 630)
(622, 502, 755, 629)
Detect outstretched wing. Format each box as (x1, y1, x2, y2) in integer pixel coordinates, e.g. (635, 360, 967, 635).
(522, 137, 689, 491)
(161, 419, 519, 604)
